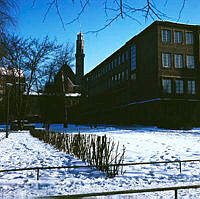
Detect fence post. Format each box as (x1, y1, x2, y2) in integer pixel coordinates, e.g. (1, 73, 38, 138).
(36, 169, 40, 180)
(179, 162, 182, 173)
(174, 189, 178, 199)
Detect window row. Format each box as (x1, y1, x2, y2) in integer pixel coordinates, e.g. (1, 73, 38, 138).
(110, 69, 129, 86)
(92, 69, 130, 92)
(161, 29, 193, 44)
(88, 50, 129, 82)
(162, 53, 195, 69)
(162, 79, 196, 95)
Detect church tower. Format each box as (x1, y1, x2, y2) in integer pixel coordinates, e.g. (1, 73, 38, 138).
(75, 32, 85, 84)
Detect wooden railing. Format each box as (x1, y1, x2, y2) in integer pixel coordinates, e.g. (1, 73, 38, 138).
(0, 159, 199, 180)
(0, 159, 200, 198)
(37, 184, 200, 199)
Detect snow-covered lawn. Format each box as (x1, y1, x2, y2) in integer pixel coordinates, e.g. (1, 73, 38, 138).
(0, 132, 6, 141)
(0, 126, 200, 198)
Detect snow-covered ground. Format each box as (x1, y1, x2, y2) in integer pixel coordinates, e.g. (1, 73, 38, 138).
(0, 125, 200, 198)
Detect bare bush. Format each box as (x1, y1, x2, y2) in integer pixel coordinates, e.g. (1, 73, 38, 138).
(30, 129, 126, 177)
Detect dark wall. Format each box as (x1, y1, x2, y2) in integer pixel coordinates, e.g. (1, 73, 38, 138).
(136, 25, 158, 100)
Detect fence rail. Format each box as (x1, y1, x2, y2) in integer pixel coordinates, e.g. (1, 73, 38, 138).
(1, 159, 200, 198)
(0, 158, 200, 180)
(37, 184, 200, 199)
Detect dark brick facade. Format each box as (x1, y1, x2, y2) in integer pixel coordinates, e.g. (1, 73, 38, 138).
(71, 21, 200, 128)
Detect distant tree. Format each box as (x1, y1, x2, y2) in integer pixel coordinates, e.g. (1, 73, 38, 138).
(1, 34, 74, 93)
(45, 42, 74, 84)
(35, 0, 186, 33)
(0, 33, 74, 126)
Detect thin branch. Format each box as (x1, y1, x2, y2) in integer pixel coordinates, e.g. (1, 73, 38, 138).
(32, 0, 36, 8)
(40, 0, 171, 34)
(66, 0, 90, 25)
(55, 0, 65, 30)
(43, 0, 55, 23)
(177, 0, 186, 21)
(120, 0, 123, 18)
(85, 14, 121, 34)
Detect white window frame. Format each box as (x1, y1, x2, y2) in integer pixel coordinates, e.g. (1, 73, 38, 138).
(162, 79, 172, 94)
(162, 53, 171, 67)
(174, 31, 183, 43)
(186, 55, 195, 69)
(176, 79, 184, 94)
(175, 54, 183, 68)
(186, 32, 193, 44)
(188, 80, 196, 94)
(161, 29, 171, 42)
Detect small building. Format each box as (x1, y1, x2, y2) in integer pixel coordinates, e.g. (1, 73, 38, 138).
(0, 67, 25, 122)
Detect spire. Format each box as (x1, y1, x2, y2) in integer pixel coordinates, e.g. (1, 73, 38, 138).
(75, 32, 85, 85)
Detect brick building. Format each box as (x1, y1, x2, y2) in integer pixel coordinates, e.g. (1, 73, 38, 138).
(73, 21, 200, 128)
(0, 67, 25, 122)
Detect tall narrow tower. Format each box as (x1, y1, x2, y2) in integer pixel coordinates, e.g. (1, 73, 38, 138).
(75, 32, 85, 84)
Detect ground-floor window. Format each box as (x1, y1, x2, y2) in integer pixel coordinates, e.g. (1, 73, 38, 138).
(175, 79, 184, 94)
(162, 79, 172, 94)
(162, 53, 171, 67)
(188, 80, 196, 94)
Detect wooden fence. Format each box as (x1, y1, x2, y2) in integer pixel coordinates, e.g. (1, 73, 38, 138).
(0, 158, 199, 180)
(0, 159, 200, 198)
(36, 184, 200, 199)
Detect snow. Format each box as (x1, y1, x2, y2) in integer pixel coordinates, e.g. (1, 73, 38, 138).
(65, 93, 81, 97)
(0, 67, 24, 77)
(0, 125, 200, 198)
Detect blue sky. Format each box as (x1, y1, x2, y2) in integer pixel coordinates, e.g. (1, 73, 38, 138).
(14, 0, 200, 74)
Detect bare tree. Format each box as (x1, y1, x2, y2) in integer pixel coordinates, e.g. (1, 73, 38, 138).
(0, 33, 74, 126)
(34, 0, 186, 33)
(45, 42, 74, 84)
(0, 0, 16, 33)
(0, 34, 27, 126)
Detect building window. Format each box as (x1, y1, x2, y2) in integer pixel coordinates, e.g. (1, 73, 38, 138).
(131, 45, 136, 70)
(186, 32, 193, 44)
(174, 31, 183, 43)
(115, 58, 118, 67)
(125, 50, 129, 60)
(188, 80, 196, 94)
(118, 73, 121, 82)
(186, 55, 195, 69)
(115, 74, 117, 81)
(162, 53, 171, 67)
(176, 79, 184, 94)
(118, 55, 121, 65)
(162, 79, 172, 94)
(125, 69, 129, 80)
(122, 53, 125, 63)
(161, 29, 171, 42)
(131, 73, 136, 80)
(112, 60, 115, 68)
(122, 71, 125, 81)
(175, 54, 183, 68)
